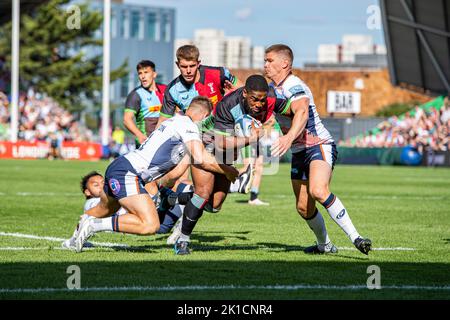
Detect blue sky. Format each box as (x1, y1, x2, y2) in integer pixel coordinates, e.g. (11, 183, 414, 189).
(125, 0, 385, 67)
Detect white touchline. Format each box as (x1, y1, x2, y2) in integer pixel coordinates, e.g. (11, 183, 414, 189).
(0, 232, 129, 248)
(0, 284, 449, 294)
(0, 232, 416, 251)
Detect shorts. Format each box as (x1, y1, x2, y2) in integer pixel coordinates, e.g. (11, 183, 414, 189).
(104, 156, 147, 200)
(291, 143, 338, 181)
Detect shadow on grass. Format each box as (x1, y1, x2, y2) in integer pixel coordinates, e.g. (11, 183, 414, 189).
(0, 260, 449, 300)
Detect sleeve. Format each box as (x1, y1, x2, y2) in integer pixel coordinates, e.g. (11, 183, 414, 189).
(282, 77, 309, 102)
(213, 102, 236, 136)
(179, 120, 202, 143)
(160, 87, 177, 118)
(84, 198, 100, 212)
(220, 67, 237, 87)
(124, 91, 140, 114)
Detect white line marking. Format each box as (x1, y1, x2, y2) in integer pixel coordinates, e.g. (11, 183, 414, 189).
(0, 284, 449, 294)
(273, 194, 448, 200)
(0, 192, 79, 197)
(0, 232, 129, 248)
(0, 232, 416, 252)
(338, 247, 416, 251)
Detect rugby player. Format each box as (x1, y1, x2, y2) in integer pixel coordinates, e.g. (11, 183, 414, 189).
(124, 60, 166, 148)
(173, 75, 286, 255)
(264, 44, 372, 255)
(74, 97, 239, 252)
(61, 171, 126, 250)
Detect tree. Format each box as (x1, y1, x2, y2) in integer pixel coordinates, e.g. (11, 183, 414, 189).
(0, 0, 127, 112)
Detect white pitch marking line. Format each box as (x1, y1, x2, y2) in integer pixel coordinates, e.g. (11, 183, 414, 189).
(0, 232, 129, 248)
(0, 232, 416, 252)
(0, 284, 449, 294)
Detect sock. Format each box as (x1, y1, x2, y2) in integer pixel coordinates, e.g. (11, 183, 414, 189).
(179, 233, 190, 242)
(171, 192, 193, 206)
(92, 216, 118, 232)
(181, 194, 208, 236)
(250, 187, 259, 201)
(157, 204, 184, 234)
(321, 193, 360, 243)
(229, 178, 241, 193)
(304, 209, 331, 247)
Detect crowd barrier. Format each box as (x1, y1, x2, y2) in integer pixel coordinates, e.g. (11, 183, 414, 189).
(336, 146, 423, 166)
(0, 140, 102, 160)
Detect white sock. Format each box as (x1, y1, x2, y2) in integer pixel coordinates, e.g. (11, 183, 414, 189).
(305, 210, 331, 246)
(179, 233, 190, 242)
(92, 217, 114, 232)
(229, 178, 241, 193)
(323, 194, 360, 243)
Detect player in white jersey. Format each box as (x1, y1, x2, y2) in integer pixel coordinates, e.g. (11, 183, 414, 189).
(74, 97, 239, 252)
(264, 44, 371, 255)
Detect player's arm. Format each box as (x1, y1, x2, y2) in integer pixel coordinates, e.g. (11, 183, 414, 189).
(185, 139, 239, 182)
(214, 126, 262, 151)
(123, 92, 147, 144)
(123, 111, 147, 144)
(221, 67, 241, 93)
(271, 97, 309, 157)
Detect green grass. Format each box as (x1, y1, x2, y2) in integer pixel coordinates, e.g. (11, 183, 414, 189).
(0, 159, 449, 300)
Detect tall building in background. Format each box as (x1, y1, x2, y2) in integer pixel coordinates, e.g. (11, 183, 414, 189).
(194, 29, 227, 67)
(315, 34, 386, 69)
(90, 1, 175, 104)
(174, 29, 263, 76)
(251, 46, 265, 70)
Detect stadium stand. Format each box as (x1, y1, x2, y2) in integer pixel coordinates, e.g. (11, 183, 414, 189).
(0, 90, 94, 143)
(339, 96, 449, 154)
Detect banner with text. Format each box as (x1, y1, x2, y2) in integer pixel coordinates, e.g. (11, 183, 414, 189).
(327, 90, 361, 114)
(0, 141, 102, 160)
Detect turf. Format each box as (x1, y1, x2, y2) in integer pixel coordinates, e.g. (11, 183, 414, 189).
(0, 159, 449, 300)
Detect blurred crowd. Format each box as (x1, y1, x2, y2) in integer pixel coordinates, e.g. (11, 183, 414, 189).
(0, 90, 94, 144)
(340, 98, 450, 153)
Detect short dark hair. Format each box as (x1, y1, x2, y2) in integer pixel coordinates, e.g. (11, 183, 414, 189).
(176, 45, 200, 61)
(80, 171, 102, 198)
(265, 44, 294, 66)
(245, 74, 269, 92)
(189, 96, 213, 113)
(136, 60, 156, 72)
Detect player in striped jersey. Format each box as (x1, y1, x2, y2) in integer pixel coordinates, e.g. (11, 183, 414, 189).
(264, 44, 371, 255)
(74, 97, 239, 252)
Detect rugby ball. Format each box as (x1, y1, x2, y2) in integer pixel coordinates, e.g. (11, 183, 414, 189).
(234, 114, 262, 137)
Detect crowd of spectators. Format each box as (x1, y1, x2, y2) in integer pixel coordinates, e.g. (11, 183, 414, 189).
(340, 98, 450, 154)
(0, 90, 94, 146)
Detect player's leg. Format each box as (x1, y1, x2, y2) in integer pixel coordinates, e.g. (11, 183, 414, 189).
(308, 144, 371, 255)
(290, 151, 336, 254)
(228, 146, 254, 194)
(292, 179, 335, 253)
(114, 194, 160, 235)
(206, 171, 231, 213)
(175, 165, 214, 254)
(248, 154, 269, 205)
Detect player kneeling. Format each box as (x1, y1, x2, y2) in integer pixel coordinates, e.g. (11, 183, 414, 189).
(73, 97, 238, 252)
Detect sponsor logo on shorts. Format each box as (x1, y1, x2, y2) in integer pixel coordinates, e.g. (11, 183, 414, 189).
(291, 168, 298, 174)
(336, 209, 346, 219)
(109, 179, 121, 195)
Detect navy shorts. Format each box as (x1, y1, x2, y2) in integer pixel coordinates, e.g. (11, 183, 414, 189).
(104, 156, 147, 200)
(291, 143, 338, 181)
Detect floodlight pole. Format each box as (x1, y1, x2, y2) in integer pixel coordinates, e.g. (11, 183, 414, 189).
(10, 0, 20, 143)
(101, 0, 111, 147)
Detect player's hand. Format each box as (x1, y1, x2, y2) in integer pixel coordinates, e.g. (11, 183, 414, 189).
(224, 80, 235, 91)
(249, 121, 264, 143)
(271, 134, 293, 157)
(138, 133, 148, 144)
(223, 165, 239, 182)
